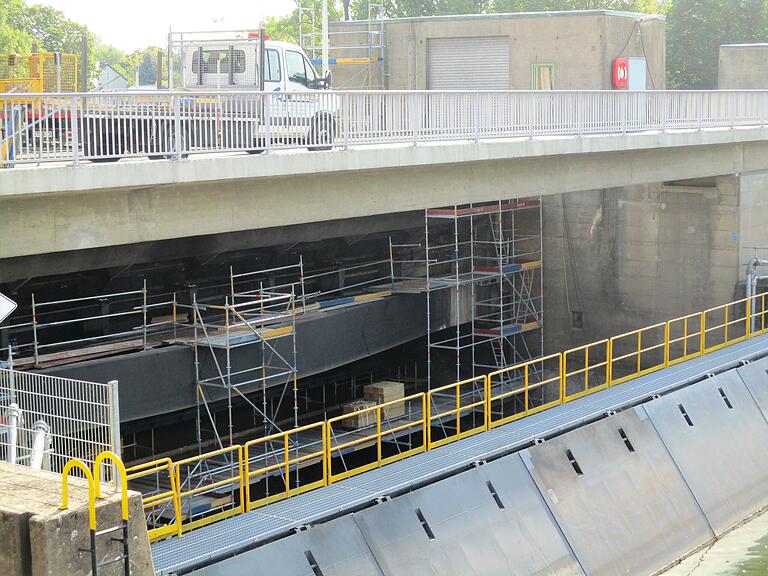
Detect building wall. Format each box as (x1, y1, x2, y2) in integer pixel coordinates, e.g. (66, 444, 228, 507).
(543, 179, 741, 352)
(719, 44, 768, 89)
(328, 11, 665, 90)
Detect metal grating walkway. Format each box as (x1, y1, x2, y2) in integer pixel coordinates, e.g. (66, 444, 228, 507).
(151, 332, 768, 574)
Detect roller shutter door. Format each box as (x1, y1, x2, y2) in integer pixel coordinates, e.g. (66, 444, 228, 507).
(427, 36, 510, 90)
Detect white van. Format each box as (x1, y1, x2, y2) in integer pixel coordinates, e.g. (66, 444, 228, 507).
(179, 34, 337, 151)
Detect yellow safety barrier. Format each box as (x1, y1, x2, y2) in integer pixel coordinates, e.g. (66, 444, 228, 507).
(94, 451, 129, 522)
(427, 375, 488, 450)
(667, 311, 704, 366)
(750, 293, 768, 336)
(126, 458, 182, 540)
(244, 421, 326, 511)
(326, 393, 427, 483)
(173, 445, 244, 534)
(488, 353, 563, 428)
(609, 322, 667, 385)
(702, 297, 750, 353)
(563, 339, 610, 402)
(127, 294, 768, 541)
(60, 458, 98, 531)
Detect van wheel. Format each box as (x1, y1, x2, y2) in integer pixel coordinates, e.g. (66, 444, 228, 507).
(307, 117, 334, 151)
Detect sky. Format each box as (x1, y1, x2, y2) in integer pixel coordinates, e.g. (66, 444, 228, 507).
(34, 0, 298, 52)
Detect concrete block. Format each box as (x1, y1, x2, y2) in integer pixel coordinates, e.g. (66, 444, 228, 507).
(0, 463, 153, 576)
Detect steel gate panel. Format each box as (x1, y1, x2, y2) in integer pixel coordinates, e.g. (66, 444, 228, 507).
(643, 371, 768, 534)
(354, 453, 583, 576)
(523, 408, 711, 576)
(187, 514, 383, 576)
(427, 37, 510, 90)
(736, 356, 768, 420)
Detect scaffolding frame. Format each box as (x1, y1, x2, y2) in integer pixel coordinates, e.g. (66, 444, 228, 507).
(299, 1, 386, 89)
(390, 198, 544, 392)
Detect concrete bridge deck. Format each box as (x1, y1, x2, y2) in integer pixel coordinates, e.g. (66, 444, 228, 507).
(3, 126, 768, 261)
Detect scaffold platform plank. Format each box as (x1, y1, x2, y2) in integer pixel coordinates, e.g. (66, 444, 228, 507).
(150, 332, 768, 575)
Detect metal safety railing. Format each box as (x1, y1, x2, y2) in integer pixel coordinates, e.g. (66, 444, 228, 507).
(2, 89, 768, 166)
(0, 369, 119, 477)
(128, 292, 768, 542)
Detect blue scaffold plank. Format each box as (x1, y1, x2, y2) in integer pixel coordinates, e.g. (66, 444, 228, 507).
(151, 332, 768, 575)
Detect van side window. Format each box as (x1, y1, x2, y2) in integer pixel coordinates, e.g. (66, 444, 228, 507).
(265, 49, 281, 82)
(286, 50, 311, 87)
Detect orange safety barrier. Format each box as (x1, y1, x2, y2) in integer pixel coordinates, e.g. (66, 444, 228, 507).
(427, 375, 488, 449)
(563, 339, 610, 401)
(326, 393, 427, 483)
(488, 353, 562, 428)
(244, 421, 326, 511)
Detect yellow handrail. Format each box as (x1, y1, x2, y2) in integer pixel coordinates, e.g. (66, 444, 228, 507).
(93, 451, 129, 521)
(125, 294, 768, 542)
(60, 458, 97, 531)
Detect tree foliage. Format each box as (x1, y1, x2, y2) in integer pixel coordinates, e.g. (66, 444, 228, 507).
(666, 0, 768, 88)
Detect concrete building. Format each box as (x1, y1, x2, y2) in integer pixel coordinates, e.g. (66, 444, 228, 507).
(719, 43, 768, 88)
(327, 10, 665, 90)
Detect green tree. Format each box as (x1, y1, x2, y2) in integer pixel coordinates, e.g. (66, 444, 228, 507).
(264, 0, 344, 44)
(0, 0, 32, 53)
(667, 0, 768, 88)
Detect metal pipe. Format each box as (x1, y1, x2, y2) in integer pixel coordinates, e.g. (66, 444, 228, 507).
(6, 403, 21, 465)
(29, 419, 50, 471)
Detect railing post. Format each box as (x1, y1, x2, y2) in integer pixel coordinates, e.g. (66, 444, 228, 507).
(474, 93, 481, 143)
(343, 92, 350, 150)
(173, 94, 182, 161)
(529, 92, 535, 139)
(664, 321, 670, 367)
(607, 338, 613, 386)
(108, 380, 122, 487)
(142, 278, 148, 350)
(31, 293, 39, 367)
(264, 92, 272, 154)
(622, 91, 627, 134)
(412, 92, 420, 146)
(70, 96, 80, 166)
(577, 92, 583, 137)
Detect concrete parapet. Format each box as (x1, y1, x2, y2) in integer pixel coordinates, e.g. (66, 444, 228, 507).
(0, 462, 153, 576)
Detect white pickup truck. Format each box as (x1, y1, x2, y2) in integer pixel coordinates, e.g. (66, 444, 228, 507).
(85, 34, 338, 160)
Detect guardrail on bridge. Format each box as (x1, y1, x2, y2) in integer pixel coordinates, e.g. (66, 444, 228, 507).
(1, 89, 767, 166)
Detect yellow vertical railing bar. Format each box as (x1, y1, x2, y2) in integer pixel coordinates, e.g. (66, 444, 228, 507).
(524, 365, 529, 415)
(607, 338, 613, 386)
(421, 394, 428, 452)
(636, 331, 642, 374)
(683, 316, 688, 357)
(746, 297, 751, 339)
(663, 322, 669, 367)
(725, 305, 729, 343)
(376, 406, 382, 468)
(584, 346, 590, 393)
(701, 310, 707, 355)
(560, 354, 568, 404)
(321, 422, 328, 487)
(244, 443, 252, 511)
(455, 381, 461, 437)
(283, 434, 290, 496)
(484, 374, 491, 431)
